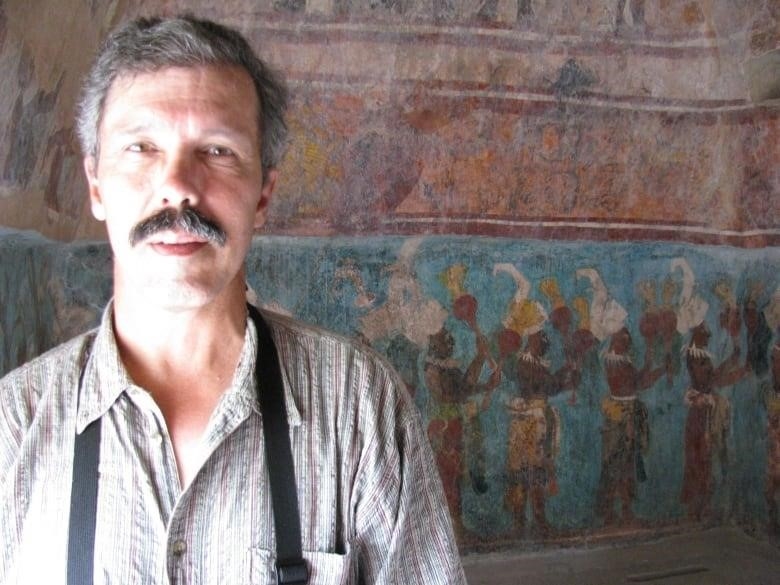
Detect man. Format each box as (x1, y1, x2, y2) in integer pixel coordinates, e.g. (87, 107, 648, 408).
(0, 15, 465, 584)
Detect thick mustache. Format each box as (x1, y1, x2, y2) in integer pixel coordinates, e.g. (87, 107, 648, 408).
(129, 208, 227, 247)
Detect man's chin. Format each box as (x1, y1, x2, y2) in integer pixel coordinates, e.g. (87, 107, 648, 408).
(128, 280, 220, 312)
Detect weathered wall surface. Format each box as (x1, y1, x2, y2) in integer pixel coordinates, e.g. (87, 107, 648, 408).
(0, 0, 777, 244)
(0, 0, 122, 239)
(1, 230, 778, 550)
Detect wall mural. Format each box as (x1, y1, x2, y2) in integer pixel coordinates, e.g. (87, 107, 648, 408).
(2, 230, 778, 549)
(1, 1, 777, 243)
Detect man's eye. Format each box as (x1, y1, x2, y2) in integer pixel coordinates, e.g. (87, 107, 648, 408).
(205, 145, 234, 157)
(127, 143, 153, 153)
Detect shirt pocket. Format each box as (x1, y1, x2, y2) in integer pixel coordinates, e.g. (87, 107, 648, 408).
(303, 548, 356, 585)
(248, 547, 356, 585)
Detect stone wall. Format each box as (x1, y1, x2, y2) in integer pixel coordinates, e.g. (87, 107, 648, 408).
(0, 0, 778, 553)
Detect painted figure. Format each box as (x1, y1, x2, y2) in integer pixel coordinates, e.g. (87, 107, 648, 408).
(505, 329, 577, 536)
(425, 323, 499, 536)
(428, 263, 500, 535)
(576, 266, 668, 526)
(596, 326, 665, 526)
(541, 277, 599, 404)
(493, 264, 576, 536)
(764, 289, 780, 532)
(681, 321, 745, 521)
(638, 277, 681, 385)
(767, 335, 780, 532)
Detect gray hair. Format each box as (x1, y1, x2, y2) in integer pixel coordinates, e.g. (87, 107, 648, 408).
(76, 15, 288, 170)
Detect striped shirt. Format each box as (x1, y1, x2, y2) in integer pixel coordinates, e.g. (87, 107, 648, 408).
(0, 303, 465, 584)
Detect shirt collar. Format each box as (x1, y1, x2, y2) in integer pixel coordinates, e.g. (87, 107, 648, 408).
(248, 309, 302, 428)
(226, 310, 303, 426)
(76, 301, 301, 433)
(76, 301, 133, 432)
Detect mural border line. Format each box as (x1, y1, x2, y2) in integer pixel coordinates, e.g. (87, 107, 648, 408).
(380, 217, 780, 247)
(289, 79, 757, 115)
(234, 15, 741, 57)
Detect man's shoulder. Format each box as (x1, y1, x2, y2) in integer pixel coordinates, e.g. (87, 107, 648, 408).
(260, 308, 386, 366)
(259, 308, 410, 400)
(0, 330, 97, 392)
(0, 331, 96, 442)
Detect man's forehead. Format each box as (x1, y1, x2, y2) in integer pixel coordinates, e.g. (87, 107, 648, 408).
(99, 64, 261, 133)
(106, 64, 257, 100)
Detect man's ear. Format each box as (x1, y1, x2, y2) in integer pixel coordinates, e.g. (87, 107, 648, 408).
(84, 156, 106, 221)
(254, 168, 278, 229)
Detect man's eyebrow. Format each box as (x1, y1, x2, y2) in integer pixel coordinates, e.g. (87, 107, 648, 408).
(108, 123, 256, 144)
(200, 128, 256, 142)
(108, 121, 158, 136)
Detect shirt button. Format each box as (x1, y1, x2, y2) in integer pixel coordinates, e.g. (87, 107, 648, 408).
(172, 540, 187, 556)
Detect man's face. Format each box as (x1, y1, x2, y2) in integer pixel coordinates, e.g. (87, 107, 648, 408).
(84, 65, 276, 309)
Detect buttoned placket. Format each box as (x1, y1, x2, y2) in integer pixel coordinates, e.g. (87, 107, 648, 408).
(162, 382, 259, 584)
(119, 385, 184, 583)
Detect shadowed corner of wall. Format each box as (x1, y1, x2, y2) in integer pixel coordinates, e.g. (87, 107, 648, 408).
(745, 49, 780, 104)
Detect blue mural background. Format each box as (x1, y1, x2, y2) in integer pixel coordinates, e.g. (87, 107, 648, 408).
(1, 228, 778, 548)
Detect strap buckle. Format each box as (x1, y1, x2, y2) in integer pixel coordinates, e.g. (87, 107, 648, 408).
(276, 559, 309, 585)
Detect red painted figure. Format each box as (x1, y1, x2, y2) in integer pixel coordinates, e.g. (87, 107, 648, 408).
(681, 322, 746, 521)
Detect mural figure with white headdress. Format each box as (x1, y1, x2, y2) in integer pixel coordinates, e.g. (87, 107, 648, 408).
(358, 238, 448, 347)
(350, 238, 449, 397)
(671, 257, 708, 337)
(580, 267, 666, 527)
(679, 268, 747, 521)
(576, 268, 628, 343)
(494, 264, 577, 537)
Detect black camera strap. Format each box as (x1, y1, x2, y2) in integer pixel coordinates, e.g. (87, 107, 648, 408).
(67, 306, 308, 585)
(249, 304, 309, 585)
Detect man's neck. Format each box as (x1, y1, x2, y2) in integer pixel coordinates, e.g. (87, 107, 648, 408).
(112, 285, 247, 393)
(111, 281, 249, 487)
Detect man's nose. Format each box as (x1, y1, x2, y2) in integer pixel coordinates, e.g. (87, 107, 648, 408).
(158, 153, 201, 208)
